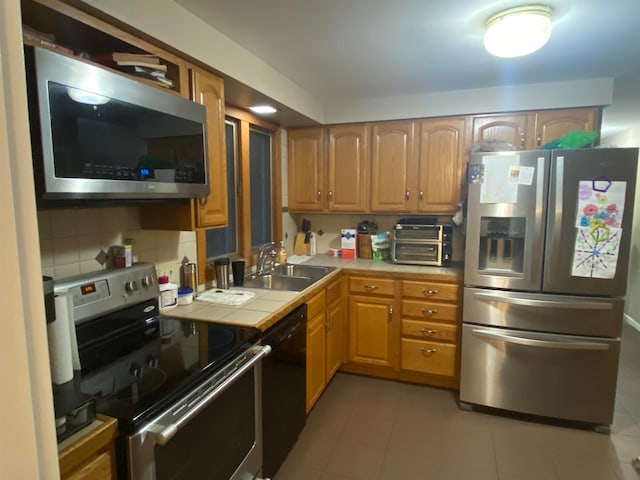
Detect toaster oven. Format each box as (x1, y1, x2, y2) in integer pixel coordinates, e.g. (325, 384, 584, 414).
(391, 221, 452, 266)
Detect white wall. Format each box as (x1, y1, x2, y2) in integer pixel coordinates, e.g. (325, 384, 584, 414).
(1, 2, 59, 477)
(601, 78, 640, 323)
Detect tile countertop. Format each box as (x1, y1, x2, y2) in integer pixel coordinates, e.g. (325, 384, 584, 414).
(165, 255, 463, 331)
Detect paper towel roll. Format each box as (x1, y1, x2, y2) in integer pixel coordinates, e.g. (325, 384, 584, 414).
(47, 293, 75, 384)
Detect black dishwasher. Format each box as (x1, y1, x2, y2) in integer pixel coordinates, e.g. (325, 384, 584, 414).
(261, 303, 307, 478)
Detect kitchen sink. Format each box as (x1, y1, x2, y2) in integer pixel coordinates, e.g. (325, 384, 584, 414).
(242, 265, 337, 291)
(272, 264, 336, 281)
(242, 274, 313, 292)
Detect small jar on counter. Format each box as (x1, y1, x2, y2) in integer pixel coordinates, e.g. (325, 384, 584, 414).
(158, 275, 178, 310)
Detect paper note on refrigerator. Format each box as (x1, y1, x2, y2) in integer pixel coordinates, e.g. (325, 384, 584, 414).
(572, 180, 627, 279)
(575, 180, 626, 228)
(480, 155, 518, 204)
(571, 226, 621, 279)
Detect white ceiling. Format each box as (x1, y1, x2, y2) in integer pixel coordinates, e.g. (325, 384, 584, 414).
(175, 0, 640, 128)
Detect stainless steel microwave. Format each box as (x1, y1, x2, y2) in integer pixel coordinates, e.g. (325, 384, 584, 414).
(24, 45, 209, 203)
(391, 222, 453, 266)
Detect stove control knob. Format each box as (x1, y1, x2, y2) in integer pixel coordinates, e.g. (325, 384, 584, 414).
(125, 280, 138, 292)
(141, 275, 154, 288)
(129, 363, 143, 378)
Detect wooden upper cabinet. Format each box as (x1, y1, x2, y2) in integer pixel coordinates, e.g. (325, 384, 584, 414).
(140, 67, 227, 231)
(533, 108, 600, 148)
(192, 67, 228, 227)
(371, 121, 417, 212)
(416, 117, 467, 214)
(288, 128, 325, 212)
(327, 124, 370, 212)
(472, 113, 530, 150)
(472, 108, 600, 151)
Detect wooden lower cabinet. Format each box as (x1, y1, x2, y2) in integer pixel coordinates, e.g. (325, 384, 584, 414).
(346, 276, 399, 371)
(348, 295, 396, 368)
(325, 278, 345, 382)
(341, 273, 462, 389)
(58, 415, 118, 480)
(305, 277, 346, 412)
(306, 290, 327, 413)
(399, 279, 462, 386)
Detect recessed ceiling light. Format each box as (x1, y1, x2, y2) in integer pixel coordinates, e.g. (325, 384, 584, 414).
(484, 5, 553, 58)
(249, 105, 277, 114)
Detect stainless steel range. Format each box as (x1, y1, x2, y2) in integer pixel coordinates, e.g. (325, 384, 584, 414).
(54, 264, 271, 479)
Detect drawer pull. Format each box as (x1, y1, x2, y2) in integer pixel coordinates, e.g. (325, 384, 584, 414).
(420, 348, 437, 354)
(422, 289, 439, 296)
(420, 328, 438, 336)
(364, 284, 379, 290)
(421, 308, 438, 315)
(388, 305, 393, 321)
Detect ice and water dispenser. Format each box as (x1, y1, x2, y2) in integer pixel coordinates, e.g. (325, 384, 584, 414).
(478, 217, 526, 274)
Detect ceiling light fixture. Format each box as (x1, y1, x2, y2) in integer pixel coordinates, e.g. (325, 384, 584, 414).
(484, 5, 553, 58)
(249, 105, 277, 114)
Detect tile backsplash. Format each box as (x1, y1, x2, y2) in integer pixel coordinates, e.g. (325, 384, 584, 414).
(38, 206, 196, 285)
(285, 213, 465, 262)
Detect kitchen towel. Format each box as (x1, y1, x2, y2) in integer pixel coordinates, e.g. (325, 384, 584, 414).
(196, 289, 255, 306)
(47, 293, 80, 384)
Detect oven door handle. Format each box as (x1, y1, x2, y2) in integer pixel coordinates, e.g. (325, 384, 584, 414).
(472, 291, 612, 310)
(471, 328, 610, 351)
(147, 344, 271, 446)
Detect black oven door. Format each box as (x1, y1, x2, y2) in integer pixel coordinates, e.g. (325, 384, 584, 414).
(126, 345, 270, 480)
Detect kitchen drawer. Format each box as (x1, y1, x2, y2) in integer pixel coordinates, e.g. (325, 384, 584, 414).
(402, 319, 457, 343)
(349, 277, 395, 296)
(326, 278, 343, 305)
(401, 338, 456, 376)
(307, 290, 326, 319)
(402, 299, 458, 322)
(402, 280, 460, 302)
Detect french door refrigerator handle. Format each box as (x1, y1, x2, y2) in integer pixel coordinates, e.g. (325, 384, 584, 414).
(471, 328, 610, 351)
(147, 345, 271, 446)
(547, 155, 564, 272)
(473, 291, 612, 310)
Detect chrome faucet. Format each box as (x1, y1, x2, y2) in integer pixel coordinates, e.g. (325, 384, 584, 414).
(256, 241, 277, 275)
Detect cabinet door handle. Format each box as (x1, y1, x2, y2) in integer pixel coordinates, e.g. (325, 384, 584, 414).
(422, 289, 439, 296)
(537, 134, 542, 146)
(520, 133, 525, 148)
(421, 308, 438, 315)
(388, 305, 393, 321)
(364, 284, 379, 290)
(328, 190, 333, 201)
(316, 190, 321, 200)
(419, 190, 424, 200)
(405, 190, 410, 200)
(420, 328, 438, 336)
(420, 348, 437, 354)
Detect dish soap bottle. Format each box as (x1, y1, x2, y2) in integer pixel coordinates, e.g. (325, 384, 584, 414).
(277, 241, 288, 265)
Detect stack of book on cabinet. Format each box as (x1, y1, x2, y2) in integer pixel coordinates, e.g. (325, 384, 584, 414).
(94, 52, 173, 88)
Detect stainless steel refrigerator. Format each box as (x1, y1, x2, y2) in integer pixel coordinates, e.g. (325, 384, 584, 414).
(460, 147, 638, 431)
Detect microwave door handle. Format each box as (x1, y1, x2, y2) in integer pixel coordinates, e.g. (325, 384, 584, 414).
(147, 345, 271, 446)
(471, 328, 610, 351)
(472, 291, 613, 310)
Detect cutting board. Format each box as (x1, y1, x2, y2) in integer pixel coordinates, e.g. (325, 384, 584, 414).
(294, 233, 309, 255)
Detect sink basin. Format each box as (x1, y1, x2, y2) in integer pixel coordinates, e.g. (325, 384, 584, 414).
(242, 274, 313, 292)
(242, 265, 337, 291)
(272, 264, 336, 281)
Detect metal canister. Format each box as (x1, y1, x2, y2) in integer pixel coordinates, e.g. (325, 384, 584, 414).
(180, 262, 198, 290)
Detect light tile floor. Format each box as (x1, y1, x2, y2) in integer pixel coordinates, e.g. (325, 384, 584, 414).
(275, 322, 640, 480)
